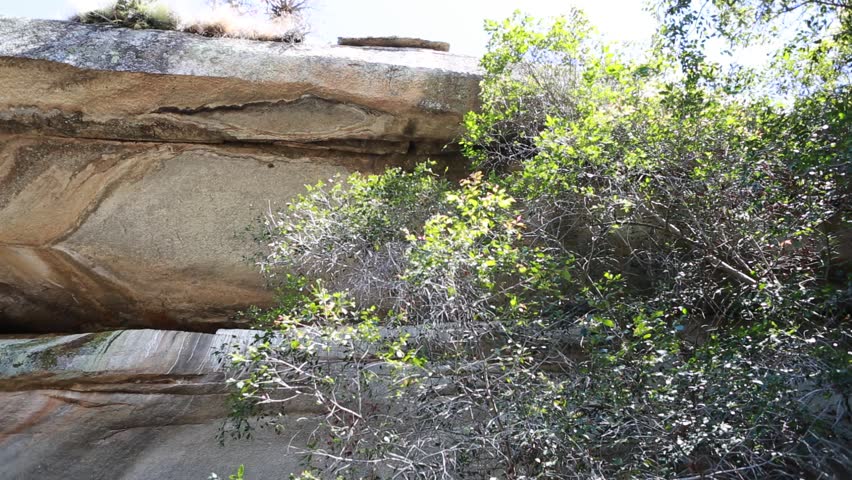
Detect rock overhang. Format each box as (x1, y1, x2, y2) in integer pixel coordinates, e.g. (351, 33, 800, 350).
(0, 17, 482, 333)
(0, 16, 481, 144)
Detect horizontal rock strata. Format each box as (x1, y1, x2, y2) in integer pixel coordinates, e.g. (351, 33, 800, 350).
(0, 17, 481, 332)
(0, 329, 319, 479)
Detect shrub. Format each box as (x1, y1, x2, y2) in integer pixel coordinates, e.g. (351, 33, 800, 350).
(222, 4, 851, 479)
(262, 0, 308, 18)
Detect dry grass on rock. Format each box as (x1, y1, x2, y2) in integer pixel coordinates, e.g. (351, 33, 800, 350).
(71, 1, 306, 43)
(181, 6, 306, 43)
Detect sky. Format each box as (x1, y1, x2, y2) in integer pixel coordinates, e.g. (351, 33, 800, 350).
(0, 0, 659, 57)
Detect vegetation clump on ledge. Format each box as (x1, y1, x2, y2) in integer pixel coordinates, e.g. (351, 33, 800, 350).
(71, 0, 178, 30)
(71, 0, 306, 43)
(337, 36, 451, 51)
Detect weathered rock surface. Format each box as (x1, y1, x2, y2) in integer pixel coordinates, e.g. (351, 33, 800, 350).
(0, 17, 481, 332)
(338, 36, 451, 52)
(0, 329, 319, 479)
(0, 17, 478, 146)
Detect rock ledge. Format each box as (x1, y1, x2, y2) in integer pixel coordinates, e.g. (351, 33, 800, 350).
(0, 17, 480, 333)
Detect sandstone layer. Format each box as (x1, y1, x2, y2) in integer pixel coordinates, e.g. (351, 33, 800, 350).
(0, 17, 481, 333)
(0, 329, 321, 480)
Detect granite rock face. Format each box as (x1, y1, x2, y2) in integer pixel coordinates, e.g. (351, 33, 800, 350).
(0, 17, 479, 146)
(0, 329, 320, 480)
(0, 17, 481, 332)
